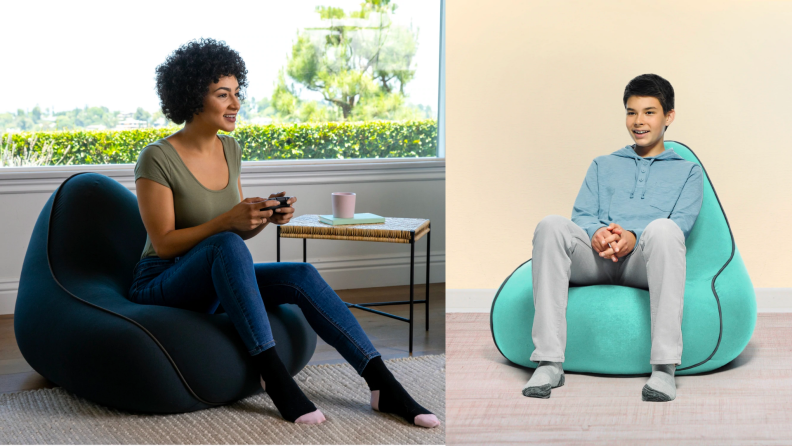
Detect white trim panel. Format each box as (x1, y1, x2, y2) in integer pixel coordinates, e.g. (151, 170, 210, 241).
(446, 288, 497, 313)
(754, 288, 792, 313)
(0, 280, 20, 316)
(0, 158, 445, 194)
(0, 251, 444, 315)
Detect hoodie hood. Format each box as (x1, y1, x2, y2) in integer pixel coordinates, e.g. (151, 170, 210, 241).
(611, 144, 686, 161)
(612, 144, 687, 199)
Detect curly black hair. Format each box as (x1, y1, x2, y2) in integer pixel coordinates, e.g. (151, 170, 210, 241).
(155, 38, 248, 125)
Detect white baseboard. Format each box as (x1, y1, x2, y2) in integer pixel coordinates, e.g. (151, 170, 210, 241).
(754, 288, 792, 312)
(310, 251, 445, 290)
(445, 289, 498, 313)
(0, 282, 16, 316)
(0, 251, 444, 315)
(446, 287, 792, 313)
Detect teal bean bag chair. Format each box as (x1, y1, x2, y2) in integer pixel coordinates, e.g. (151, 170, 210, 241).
(490, 141, 756, 375)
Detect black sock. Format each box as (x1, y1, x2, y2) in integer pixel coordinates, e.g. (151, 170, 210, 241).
(361, 356, 433, 424)
(252, 347, 317, 423)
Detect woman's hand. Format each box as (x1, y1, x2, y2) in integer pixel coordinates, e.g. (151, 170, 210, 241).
(267, 191, 297, 225)
(224, 197, 279, 232)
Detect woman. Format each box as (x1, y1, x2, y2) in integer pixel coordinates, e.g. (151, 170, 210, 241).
(129, 38, 439, 427)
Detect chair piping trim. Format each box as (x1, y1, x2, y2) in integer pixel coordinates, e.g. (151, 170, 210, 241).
(667, 141, 728, 371)
(490, 141, 731, 373)
(489, 258, 532, 362)
(45, 172, 226, 406)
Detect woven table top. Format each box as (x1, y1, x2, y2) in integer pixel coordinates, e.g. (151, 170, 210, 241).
(279, 214, 430, 244)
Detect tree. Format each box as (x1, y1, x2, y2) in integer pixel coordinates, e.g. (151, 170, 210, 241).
(31, 106, 42, 123)
(271, 0, 424, 122)
(134, 107, 152, 124)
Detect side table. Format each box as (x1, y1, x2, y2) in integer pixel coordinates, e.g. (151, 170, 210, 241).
(276, 214, 431, 355)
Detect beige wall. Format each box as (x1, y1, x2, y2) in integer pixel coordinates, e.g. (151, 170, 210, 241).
(447, 0, 792, 289)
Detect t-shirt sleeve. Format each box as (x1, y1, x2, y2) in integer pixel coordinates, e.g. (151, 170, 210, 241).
(134, 144, 171, 189)
(233, 136, 242, 168)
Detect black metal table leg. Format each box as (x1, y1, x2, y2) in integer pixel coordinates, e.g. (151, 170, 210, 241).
(409, 231, 415, 356)
(280, 220, 430, 357)
(426, 224, 430, 331)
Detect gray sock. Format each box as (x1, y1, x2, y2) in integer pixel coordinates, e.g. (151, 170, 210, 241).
(522, 361, 564, 399)
(642, 364, 676, 402)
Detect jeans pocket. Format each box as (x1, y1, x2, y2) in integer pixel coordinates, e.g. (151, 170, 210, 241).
(129, 271, 162, 303)
(135, 258, 171, 274)
(131, 259, 173, 294)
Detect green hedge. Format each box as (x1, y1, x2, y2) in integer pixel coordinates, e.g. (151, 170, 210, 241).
(1, 120, 437, 166)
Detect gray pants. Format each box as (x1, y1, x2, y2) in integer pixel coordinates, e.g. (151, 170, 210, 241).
(530, 215, 686, 366)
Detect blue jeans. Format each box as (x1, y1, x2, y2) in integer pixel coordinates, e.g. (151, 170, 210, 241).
(128, 231, 381, 374)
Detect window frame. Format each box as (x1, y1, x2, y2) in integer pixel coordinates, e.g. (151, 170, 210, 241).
(0, 157, 445, 195)
(0, 1, 446, 180)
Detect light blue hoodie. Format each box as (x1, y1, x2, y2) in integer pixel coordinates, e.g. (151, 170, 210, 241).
(571, 144, 703, 248)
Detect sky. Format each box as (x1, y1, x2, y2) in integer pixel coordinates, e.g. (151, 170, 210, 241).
(0, 0, 441, 115)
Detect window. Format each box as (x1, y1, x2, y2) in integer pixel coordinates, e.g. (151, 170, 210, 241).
(0, 0, 443, 167)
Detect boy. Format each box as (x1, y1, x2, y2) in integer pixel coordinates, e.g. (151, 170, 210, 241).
(522, 74, 703, 402)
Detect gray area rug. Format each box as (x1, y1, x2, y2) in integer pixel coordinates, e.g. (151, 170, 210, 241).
(0, 355, 445, 445)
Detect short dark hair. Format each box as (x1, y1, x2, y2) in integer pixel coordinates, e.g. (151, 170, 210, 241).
(623, 74, 674, 114)
(155, 38, 248, 125)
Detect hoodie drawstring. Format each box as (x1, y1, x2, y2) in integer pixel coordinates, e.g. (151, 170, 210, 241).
(629, 159, 639, 199)
(621, 144, 678, 200)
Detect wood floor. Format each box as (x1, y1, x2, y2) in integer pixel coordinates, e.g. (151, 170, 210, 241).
(0, 283, 444, 395)
(312, 283, 445, 364)
(446, 312, 792, 445)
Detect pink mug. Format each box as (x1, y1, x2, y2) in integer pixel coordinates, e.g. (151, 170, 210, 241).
(332, 192, 356, 218)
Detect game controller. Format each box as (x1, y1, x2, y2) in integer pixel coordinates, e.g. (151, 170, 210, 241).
(260, 196, 292, 211)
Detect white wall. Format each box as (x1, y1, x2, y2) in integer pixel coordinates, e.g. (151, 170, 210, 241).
(0, 159, 445, 314)
(446, 0, 792, 291)
(444, 0, 792, 312)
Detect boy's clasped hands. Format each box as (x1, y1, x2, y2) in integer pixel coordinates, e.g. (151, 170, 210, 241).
(591, 223, 636, 262)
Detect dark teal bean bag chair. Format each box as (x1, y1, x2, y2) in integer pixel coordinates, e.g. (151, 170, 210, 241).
(490, 141, 756, 375)
(15, 172, 317, 413)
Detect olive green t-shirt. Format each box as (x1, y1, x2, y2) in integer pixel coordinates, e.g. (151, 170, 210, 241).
(134, 134, 242, 260)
